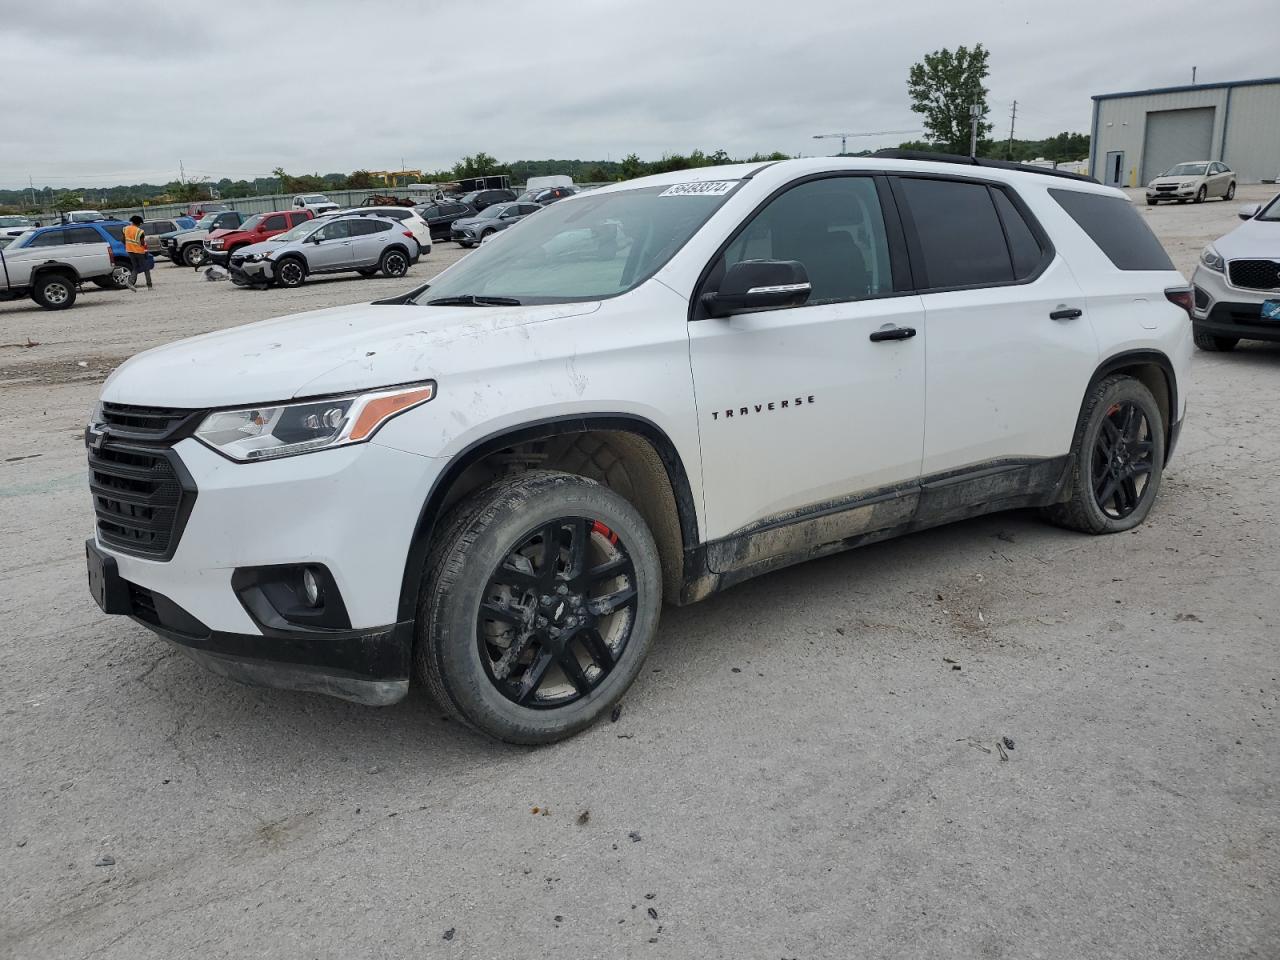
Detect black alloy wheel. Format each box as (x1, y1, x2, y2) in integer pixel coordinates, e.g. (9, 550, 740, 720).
(1091, 400, 1155, 520)
(276, 259, 305, 287)
(380, 249, 408, 277)
(478, 517, 637, 709)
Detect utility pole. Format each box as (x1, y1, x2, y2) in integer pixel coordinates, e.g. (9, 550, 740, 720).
(28, 174, 36, 208)
(1191, 65, 1197, 84)
(969, 104, 982, 157)
(179, 160, 185, 184)
(1006, 100, 1018, 160)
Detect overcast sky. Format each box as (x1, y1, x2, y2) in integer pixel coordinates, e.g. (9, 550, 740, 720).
(1, 0, 1273, 189)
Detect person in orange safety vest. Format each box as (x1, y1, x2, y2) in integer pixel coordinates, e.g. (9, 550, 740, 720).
(123, 215, 152, 291)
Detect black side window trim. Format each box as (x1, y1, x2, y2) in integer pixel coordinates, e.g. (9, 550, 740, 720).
(886, 173, 1055, 294)
(688, 172, 915, 323)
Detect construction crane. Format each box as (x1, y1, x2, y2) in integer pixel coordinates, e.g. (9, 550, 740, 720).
(812, 129, 921, 155)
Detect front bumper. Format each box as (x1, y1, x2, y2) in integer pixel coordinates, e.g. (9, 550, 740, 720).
(1147, 186, 1196, 200)
(1190, 265, 1280, 342)
(87, 437, 446, 704)
(229, 259, 272, 285)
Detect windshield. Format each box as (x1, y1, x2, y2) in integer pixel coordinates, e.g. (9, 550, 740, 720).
(412, 181, 742, 305)
(302, 195, 329, 204)
(1163, 163, 1208, 177)
(271, 220, 321, 242)
(0, 216, 30, 227)
(196, 214, 221, 228)
(236, 214, 264, 232)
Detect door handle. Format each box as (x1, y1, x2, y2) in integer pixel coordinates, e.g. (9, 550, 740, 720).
(1050, 307, 1083, 321)
(869, 326, 917, 342)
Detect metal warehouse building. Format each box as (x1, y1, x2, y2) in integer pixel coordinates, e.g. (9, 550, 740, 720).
(1089, 76, 1280, 187)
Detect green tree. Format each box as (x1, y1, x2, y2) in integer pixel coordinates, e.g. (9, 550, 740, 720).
(619, 153, 645, 180)
(346, 169, 376, 189)
(1040, 131, 1089, 163)
(907, 44, 992, 155)
(53, 192, 84, 213)
(452, 152, 506, 179)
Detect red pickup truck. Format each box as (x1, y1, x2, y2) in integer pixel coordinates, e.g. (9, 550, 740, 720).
(203, 209, 314, 266)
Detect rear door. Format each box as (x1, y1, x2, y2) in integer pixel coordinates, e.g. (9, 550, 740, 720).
(891, 175, 1096, 475)
(348, 218, 390, 266)
(688, 174, 926, 554)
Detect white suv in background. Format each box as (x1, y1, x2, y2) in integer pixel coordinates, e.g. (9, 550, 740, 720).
(1190, 192, 1280, 350)
(85, 155, 1193, 744)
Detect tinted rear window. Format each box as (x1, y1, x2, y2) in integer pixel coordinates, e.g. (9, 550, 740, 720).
(1049, 189, 1174, 271)
(991, 188, 1044, 279)
(897, 177, 1013, 288)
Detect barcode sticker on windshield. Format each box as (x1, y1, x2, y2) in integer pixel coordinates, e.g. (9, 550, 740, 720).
(659, 181, 737, 198)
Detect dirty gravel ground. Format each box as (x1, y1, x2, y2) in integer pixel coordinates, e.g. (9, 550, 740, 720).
(2, 190, 1277, 959)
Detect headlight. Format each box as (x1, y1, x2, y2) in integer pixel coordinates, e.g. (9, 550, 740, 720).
(242, 252, 268, 263)
(1199, 244, 1225, 273)
(1182, 181, 1197, 189)
(194, 383, 435, 462)
(208, 239, 223, 248)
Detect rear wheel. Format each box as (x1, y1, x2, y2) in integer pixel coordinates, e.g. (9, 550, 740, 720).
(181, 243, 206, 267)
(108, 260, 132, 289)
(32, 273, 76, 309)
(275, 257, 306, 288)
(1225, 182, 1236, 201)
(379, 248, 409, 278)
(1193, 327, 1238, 351)
(1041, 376, 1165, 534)
(416, 471, 662, 744)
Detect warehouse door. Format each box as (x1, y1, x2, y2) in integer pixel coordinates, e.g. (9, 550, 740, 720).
(1141, 107, 1214, 184)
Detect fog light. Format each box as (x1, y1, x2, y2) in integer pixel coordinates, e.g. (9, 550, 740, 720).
(302, 567, 322, 607)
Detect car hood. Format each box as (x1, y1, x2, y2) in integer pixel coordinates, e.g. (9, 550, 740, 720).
(1213, 217, 1280, 260)
(1149, 175, 1202, 186)
(205, 228, 243, 241)
(101, 299, 603, 408)
(453, 216, 495, 229)
(235, 238, 290, 257)
(167, 228, 210, 243)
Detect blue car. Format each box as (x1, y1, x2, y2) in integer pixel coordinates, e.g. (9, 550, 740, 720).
(6, 220, 154, 288)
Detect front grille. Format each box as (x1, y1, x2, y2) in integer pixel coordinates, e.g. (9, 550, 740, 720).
(1228, 259, 1280, 291)
(1155, 184, 1177, 192)
(100, 402, 197, 440)
(89, 441, 195, 559)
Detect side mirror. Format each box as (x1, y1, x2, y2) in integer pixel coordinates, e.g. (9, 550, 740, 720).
(309, 234, 323, 243)
(701, 260, 811, 318)
(1238, 203, 1261, 221)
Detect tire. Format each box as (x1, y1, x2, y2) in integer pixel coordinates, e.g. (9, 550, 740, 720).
(31, 272, 76, 310)
(1041, 376, 1165, 535)
(181, 244, 206, 267)
(457, 240, 473, 248)
(108, 260, 132, 289)
(1194, 186, 1207, 203)
(1193, 327, 1238, 351)
(357, 267, 378, 278)
(379, 248, 409, 278)
(480, 228, 496, 241)
(1225, 182, 1236, 201)
(415, 470, 662, 744)
(274, 257, 306, 288)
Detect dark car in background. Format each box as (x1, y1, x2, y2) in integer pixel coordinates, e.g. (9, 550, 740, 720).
(414, 200, 476, 240)
(449, 201, 541, 247)
(516, 185, 579, 205)
(458, 188, 517, 212)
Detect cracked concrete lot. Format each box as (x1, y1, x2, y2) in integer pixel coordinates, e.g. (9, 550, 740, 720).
(1, 189, 1277, 959)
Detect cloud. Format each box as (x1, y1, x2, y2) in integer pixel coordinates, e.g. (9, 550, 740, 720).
(0, 0, 1271, 188)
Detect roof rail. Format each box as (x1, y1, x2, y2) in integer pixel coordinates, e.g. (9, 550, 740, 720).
(871, 149, 1099, 184)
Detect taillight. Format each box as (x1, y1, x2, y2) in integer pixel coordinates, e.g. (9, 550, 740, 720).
(403, 231, 414, 239)
(1165, 286, 1194, 317)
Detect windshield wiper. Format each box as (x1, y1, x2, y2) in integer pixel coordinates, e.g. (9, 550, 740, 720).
(425, 294, 522, 307)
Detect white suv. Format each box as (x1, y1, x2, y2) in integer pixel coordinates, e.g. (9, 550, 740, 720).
(1190, 192, 1280, 350)
(85, 156, 1193, 743)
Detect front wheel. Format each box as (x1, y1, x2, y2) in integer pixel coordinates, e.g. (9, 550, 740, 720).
(379, 248, 409, 278)
(181, 244, 206, 267)
(1195, 186, 1207, 203)
(32, 273, 76, 309)
(274, 257, 306, 288)
(416, 471, 662, 744)
(1041, 376, 1165, 534)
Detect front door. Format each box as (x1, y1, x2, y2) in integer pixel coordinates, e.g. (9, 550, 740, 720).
(1105, 151, 1125, 187)
(306, 219, 354, 271)
(688, 175, 926, 558)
